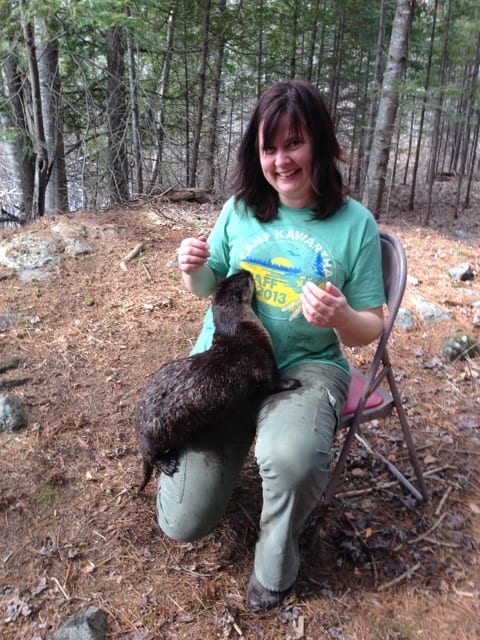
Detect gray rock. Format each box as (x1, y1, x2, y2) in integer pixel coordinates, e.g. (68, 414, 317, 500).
(0, 394, 29, 432)
(0, 234, 61, 271)
(407, 274, 420, 286)
(0, 223, 100, 281)
(51, 222, 89, 239)
(0, 313, 22, 330)
(0, 356, 20, 374)
(410, 295, 451, 326)
(396, 307, 415, 331)
(49, 607, 107, 640)
(65, 241, 94, 257)
(447, 262, 474, 282)
(441, 333, 480, 362)
(473, 303, 480, 327)
(17, 268, 53, 282)
(451, 230, 470, 240)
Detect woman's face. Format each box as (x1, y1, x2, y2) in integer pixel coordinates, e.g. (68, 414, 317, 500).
(258, 116, 315, 209)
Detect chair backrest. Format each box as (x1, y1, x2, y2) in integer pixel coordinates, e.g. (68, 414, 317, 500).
(329, 231, 428, 503)
(380, 230, 407, 327)
(348, 230, 408, 407)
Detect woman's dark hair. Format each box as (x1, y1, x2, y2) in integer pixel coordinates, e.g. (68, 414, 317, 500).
(233, 79, 349, 221)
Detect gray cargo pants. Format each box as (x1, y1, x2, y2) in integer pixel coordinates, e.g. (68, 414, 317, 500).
(156, 362, 349, 592)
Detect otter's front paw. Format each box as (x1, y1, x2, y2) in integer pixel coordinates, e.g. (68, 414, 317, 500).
(158, 454, 179, 477)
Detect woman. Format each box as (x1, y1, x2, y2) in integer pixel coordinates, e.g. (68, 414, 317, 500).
(160, 79, 385, 610)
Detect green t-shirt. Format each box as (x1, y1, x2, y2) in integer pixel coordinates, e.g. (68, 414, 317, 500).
(191, 196, 386, 374)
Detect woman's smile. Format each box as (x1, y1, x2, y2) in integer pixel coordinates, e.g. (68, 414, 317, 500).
(259, 117, 315, 209)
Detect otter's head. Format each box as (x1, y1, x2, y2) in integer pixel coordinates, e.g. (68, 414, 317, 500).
(212, 270, 255, 327)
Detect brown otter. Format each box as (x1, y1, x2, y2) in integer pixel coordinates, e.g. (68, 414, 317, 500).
(135, 269, 301, 491)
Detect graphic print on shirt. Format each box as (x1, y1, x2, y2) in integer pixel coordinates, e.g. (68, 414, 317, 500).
(238, 227, 335, 322)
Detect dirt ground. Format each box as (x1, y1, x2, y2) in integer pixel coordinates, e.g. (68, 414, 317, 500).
(0, 185, 479, 640)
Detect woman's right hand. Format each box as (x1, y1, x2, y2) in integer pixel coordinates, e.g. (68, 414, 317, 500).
(177, 235, 210, 273)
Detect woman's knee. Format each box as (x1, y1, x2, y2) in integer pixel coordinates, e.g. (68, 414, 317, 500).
(156, 490, 222, 542)
(157, 513, 212, 543)
(255, 431, 333, 490)
(256, 379, 345, 487)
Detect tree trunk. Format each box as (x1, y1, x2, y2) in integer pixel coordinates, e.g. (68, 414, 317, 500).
(353, 50, 373, 195)
(408, 0, 438, 210)
(37, 26, 69, 216)
(363, 0, 415, 219)
(327, 8, 345, 120)
(126, 5, 143, 197)
(454, 28, 480, 217)
(205, 0, 227, 191)
(402, 105, 414, 186)
(188, 0, 211, 188)
(306, 0, 321, 83)
(290, 0, 300, 79)
(183, 14, 191, 187)
(464, 107, 479, 209)
(148, 3, 176, 193)
(424, 0, 452, 225)
(3, 52, 35, 220)
(358, 0, 388, 198)
(256, 0, 265, 98)
(106, 25, 129, 204)
(21, 7, 49, 220)
(392, 106, 403, 187)
(450, 68, 469, 172)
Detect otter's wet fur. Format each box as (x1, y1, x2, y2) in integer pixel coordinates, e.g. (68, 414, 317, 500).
(135, 270, 301, 491)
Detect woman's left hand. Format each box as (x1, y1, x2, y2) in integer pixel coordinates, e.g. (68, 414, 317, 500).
(301, 281, 385, 347)
(301, 281, 349, 329)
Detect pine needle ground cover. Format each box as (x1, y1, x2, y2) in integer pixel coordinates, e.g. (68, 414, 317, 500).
(1, 185, 479, 640)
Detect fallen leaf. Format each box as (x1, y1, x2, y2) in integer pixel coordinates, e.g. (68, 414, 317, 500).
(351, 467, 366, 477)
(82, 561, 96, 574)
(468, 502, 480, 515)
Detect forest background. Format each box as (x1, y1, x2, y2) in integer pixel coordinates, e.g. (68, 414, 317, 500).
(1, 1, 480, 638)
(0, 0, 479, 226)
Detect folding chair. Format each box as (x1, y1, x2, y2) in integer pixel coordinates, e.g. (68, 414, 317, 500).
(322, 230, 428, 504)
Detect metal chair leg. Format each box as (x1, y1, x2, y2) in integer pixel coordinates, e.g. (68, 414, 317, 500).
(386, 369, 429, 500)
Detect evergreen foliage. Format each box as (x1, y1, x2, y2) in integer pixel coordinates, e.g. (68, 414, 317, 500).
(0, 0, 478, 220)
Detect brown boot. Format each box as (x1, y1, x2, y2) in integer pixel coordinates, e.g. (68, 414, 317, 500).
(246, 572, 291, 611)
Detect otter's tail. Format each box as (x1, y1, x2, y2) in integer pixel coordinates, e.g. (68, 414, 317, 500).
(138, 459, 154, 492)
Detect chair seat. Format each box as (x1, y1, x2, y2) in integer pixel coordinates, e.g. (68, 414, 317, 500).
(342, 368, 394, 423)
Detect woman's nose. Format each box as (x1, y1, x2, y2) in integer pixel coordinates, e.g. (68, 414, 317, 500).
(274, 149, 290, 166)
